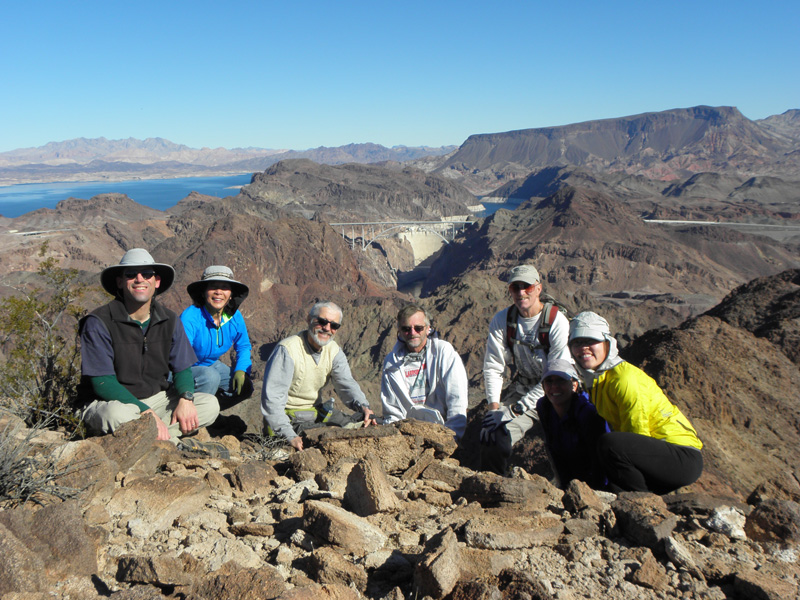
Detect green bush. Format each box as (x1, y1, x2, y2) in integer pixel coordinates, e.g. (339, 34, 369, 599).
(0, 242, 85, 433)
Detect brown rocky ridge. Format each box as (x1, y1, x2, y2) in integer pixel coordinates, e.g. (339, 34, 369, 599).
(486, 166, 800, 234)
(239, 159, 475, 222)
(423, 184, 799, 337)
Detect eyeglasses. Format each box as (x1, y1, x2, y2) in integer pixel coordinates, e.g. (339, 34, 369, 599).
(314, 317, 341, 330)
(400, 324, 426, 334)
(509, 281, 537, 293)
(123, 269, 156, 280)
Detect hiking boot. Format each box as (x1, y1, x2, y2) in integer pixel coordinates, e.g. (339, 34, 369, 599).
(178, 437, 230, 459)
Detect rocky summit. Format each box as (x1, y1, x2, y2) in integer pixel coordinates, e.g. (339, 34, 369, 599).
(0, 104, 799, 598)
(2, 410, 800, 600)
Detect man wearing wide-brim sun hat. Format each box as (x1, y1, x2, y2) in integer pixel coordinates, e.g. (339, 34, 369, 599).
(181, 265, 253, 404)
(79, 248, 223, 455)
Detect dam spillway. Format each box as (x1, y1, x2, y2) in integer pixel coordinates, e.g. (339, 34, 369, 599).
(331, 218, 475, 294)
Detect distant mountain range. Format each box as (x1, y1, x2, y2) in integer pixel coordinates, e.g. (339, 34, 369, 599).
(425, 106, 800, 194)
(2, 105, 798, 197)
(0, 138, 457, 185)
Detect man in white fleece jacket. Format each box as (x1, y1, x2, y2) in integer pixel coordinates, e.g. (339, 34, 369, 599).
(380, 304, 468, 439)
(480, 264, 571, 474)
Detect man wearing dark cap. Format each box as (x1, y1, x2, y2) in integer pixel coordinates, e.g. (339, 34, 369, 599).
(79, 248, 220, 447)
(480, 264, 571, 474)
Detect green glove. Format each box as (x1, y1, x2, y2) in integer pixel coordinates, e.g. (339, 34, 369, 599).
(232, 370, 246, 395)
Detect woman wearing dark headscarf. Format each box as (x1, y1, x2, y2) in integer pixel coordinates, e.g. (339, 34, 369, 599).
(181, 266, 252, 400)
(568, 311, 703, 494)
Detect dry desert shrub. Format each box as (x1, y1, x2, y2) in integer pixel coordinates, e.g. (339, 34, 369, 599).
(0, 414, 83, 507)
(0, 242, 85, 434)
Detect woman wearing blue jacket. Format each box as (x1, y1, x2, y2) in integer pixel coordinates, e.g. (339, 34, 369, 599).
(181, 266, 252, 401)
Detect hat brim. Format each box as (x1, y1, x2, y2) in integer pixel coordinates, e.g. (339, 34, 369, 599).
(542, 369, 578, 381)
(187, 280, 249, 307)
(508, 275, 539, 285)
(101, 264, 175, 297)
(568, 327, 607, 342)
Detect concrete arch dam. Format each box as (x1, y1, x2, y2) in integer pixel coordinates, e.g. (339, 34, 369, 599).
(330, 219, 474, 267)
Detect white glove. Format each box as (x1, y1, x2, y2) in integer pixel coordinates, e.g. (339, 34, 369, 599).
(480, 407, 513, 444)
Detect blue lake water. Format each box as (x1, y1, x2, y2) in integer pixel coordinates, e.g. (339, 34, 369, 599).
(0, 174, 524, 219)
(0, 174, 254, 218)
(476, 197, 525, 217)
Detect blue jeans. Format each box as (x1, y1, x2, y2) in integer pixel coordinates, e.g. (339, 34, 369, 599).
(192, 361, 233, 395)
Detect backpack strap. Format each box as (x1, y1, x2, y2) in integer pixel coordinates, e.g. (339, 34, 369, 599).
(505, 304, 518, 352)
(537, 302, 559, 354)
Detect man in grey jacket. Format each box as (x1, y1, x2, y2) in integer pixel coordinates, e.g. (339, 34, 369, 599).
(380, 304, 468, 438)
(261, 301, 375, 450)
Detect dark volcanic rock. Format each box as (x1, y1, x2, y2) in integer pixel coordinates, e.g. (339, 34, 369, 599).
(625, 313, 800, 496)
(745, 499, 800, 546)
(612, 493, 678, 548)
(240, 159, 475, 222)
(704, 268, 800, 365)
(422, 185, 799, 343)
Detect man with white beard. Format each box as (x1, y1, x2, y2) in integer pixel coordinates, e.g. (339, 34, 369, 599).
(261, 301, 376, 450)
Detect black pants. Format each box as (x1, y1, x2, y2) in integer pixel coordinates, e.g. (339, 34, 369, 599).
(597, 432, 703, 494)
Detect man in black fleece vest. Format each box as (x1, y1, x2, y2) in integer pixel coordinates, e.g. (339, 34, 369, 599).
(79, 248, 219, 445)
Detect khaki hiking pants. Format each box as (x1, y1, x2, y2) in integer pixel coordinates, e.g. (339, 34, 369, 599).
(81, 389, 220, 444)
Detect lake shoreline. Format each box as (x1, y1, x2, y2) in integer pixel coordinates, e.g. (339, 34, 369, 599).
(0, 169, 254, 188)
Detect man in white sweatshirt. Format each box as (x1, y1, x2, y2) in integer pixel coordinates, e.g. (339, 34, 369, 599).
(380, 304, 468, 439)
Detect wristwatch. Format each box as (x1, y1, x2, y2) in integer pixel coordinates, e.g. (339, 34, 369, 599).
(180, 392, 194, 402)
(511, 401, 525, 416)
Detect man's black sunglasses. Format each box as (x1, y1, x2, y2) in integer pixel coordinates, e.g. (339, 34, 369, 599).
(123, 269, 157, 279)
(314, 317, 341, 330)
(400, 325, 426, 334)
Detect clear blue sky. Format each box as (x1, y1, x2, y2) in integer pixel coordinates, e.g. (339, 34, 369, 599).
(2, 0, 798, 152)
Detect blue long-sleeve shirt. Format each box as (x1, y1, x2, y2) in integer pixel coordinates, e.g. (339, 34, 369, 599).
(180, 304, 252, 374)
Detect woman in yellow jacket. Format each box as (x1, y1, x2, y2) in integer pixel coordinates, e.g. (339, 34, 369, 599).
(568, 311, 703, 494)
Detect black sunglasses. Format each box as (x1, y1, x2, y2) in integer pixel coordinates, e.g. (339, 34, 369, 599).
(314, 317, 341, 330)
(400, 324, 426, 334)
(123, 269, 156, 280)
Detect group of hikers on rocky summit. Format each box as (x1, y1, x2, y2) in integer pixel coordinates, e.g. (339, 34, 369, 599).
(78, 248, 703, 495)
